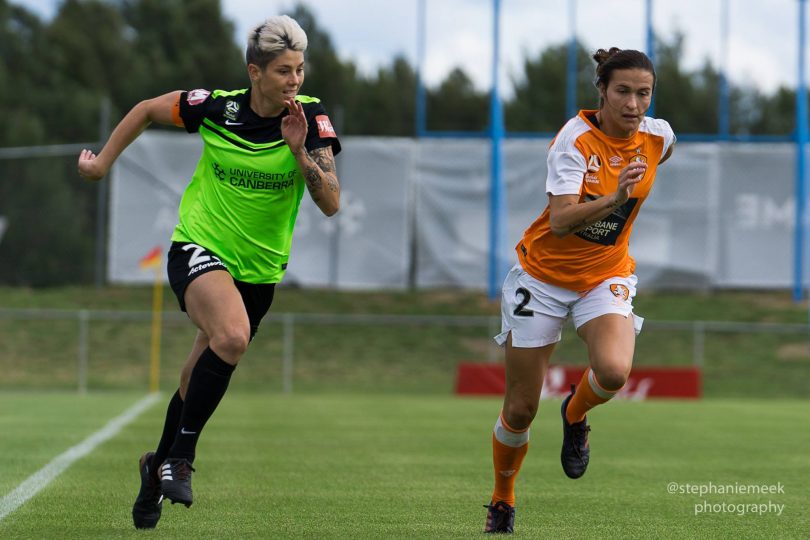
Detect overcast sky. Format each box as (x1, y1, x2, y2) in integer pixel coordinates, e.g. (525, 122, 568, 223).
(21, 0, 798, 95)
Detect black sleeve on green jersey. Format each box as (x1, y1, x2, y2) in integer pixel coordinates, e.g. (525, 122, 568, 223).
(303, 102, 342, 156)
(178, 89, 214, 134)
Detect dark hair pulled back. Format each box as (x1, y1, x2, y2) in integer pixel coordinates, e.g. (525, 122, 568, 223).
(592, 47, 656, 90)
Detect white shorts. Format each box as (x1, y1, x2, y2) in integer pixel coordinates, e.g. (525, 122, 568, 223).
(494, 263, 644, 348)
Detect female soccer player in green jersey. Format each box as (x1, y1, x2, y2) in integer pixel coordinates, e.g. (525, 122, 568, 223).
(77, 15, 341, 529)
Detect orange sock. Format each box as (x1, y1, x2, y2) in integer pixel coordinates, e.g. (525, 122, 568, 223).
(491, 413, 529, 507)
(565, 368, 622, 424)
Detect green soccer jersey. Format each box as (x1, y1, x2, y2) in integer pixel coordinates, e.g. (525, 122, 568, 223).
(171, 88, 340, 283)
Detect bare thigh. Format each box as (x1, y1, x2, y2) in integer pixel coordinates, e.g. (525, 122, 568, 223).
(577, 313, 636, 390)
(183, 270, 250, 365)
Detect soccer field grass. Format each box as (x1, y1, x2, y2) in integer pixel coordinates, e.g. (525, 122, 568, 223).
(0, 392, 807, 539)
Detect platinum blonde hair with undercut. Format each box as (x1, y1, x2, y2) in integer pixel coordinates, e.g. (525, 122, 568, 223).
(246, 15, 308, 69)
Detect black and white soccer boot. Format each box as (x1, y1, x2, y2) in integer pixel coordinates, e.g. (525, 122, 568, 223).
(132, 452, 163, 529)
(160, 458, 195, 507)
(560, 383, 591, 479)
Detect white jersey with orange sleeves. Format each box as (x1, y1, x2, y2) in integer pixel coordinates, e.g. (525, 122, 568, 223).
(516, 109, 676, 293)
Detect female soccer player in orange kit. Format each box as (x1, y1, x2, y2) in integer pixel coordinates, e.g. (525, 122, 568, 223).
(483, 47, 675, 533)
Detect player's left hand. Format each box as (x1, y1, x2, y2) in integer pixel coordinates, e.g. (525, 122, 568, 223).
(281, 98, 307, 156)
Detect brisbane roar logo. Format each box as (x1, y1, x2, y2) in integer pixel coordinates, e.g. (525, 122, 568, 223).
(609, 283, 630, 301)
(630, 153, 648, 180)
(631, 154, 648, 165)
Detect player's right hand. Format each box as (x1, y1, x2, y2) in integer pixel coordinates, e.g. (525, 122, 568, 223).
(614, 161, 647, 203)
(77, 149, 107, 181)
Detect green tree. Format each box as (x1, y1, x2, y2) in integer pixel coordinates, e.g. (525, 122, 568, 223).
(120, 0, 245, 97)
(0, 159, 94, 285)
(0, 1, 50, 146)
(347, 56, 416, 136)
(742, 86, 795, 136)
(426, 68, 488, 132)
(654, 34, 720, 134)
(506, 41, 596, 133)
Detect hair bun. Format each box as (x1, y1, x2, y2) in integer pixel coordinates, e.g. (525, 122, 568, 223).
(592, 47, 622, 66)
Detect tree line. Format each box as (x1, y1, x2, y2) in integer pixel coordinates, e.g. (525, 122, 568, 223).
(0, 0, 798, 286)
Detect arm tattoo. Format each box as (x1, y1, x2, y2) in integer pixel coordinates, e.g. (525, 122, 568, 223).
(308, 146, 340, 193)
(304, 164, 323, 199)
(312, 147, 336, 174)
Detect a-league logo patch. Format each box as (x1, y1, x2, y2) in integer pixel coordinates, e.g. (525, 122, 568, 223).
(224, 100, 240, 121)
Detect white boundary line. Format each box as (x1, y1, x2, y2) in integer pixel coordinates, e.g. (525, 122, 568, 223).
(0, 393, 161, 522)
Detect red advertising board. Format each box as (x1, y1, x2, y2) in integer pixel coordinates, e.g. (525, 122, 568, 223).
(455, 363, 701, 399)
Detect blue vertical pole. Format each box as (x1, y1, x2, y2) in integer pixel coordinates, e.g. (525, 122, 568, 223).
(718, 0, 730, 139)
(565, 0, 578, 120)
(795, 0, 808, 301)
(415, 0, 427, 136)
(645, 0, 655, 117)
(488, 0, 505, 299)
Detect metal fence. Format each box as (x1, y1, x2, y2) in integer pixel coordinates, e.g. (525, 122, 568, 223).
(1, 308, 807, 397)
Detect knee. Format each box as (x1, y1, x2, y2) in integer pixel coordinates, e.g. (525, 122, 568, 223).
(592, 365, 630, 392)
(210, 325, 250, 361)
(503, 399, 538, 430)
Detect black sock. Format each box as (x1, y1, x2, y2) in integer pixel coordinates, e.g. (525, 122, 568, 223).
(167, 347, 235, 463)
(150, 390, 184, 479)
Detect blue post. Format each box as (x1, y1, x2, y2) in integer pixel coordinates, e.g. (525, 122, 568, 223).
(645, 0, 655, 117)
(565, 0, 578, 120)
(718, 0, 730, 139)
(796, 0, 808, 301)
(415, 0, 427, 136)
(488, 0, 505, 299)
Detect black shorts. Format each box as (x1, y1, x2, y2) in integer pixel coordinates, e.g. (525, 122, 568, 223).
(167, 241, 276, 339)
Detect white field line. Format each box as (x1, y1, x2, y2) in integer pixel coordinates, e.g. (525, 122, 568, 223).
(0, 393, 161, 521)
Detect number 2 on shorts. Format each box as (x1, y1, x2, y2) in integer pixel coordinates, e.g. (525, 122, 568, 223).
(513, 287, 534, 317)
(182, 243, 211, 268)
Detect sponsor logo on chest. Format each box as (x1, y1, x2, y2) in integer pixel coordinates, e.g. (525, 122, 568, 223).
(212, 161, 298, 191)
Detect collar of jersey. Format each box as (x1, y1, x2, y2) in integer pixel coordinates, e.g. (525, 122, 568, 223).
(578, 109, 642, 148)
(200, 118, 286, 152)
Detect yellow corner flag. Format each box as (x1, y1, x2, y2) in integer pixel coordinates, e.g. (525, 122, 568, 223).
(140, 246, 164, 393)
